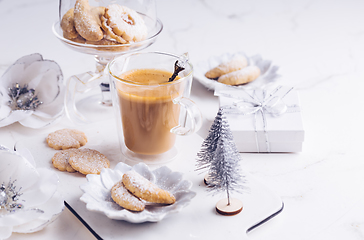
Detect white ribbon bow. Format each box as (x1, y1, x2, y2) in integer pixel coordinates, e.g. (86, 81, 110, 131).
(215, 85, 295, 152)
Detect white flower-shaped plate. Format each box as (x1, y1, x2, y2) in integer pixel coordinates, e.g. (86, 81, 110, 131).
(194, 52, 280, 91)
(80, 162, 196, 223)
(0, 146, 64, 239)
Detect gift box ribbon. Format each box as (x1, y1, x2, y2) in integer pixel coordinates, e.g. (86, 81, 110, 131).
(214, 84, 300, 152)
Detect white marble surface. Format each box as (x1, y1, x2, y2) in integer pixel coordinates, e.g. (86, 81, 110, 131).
(1, 0, 364, 239)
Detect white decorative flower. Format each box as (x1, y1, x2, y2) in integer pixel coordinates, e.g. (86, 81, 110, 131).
(0, 146, 64, 240)
(0, 53, 65, 128)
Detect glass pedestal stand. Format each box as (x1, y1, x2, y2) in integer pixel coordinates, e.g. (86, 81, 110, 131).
(52, 15, 163, 124)
(64, 56, 117, 125)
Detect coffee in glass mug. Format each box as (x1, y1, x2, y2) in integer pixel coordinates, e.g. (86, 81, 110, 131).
(108, 52, 202, 164)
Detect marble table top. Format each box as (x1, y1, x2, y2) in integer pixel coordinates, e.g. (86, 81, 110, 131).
(1, 0, 364, 239)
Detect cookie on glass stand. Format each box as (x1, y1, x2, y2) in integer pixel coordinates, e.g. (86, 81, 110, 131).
(53, 0, 163, 125)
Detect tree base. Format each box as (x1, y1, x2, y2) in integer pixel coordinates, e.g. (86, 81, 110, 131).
(215, 198, 243, 216)
(204, 173, 218, 187)
(204, 173, 210, 185)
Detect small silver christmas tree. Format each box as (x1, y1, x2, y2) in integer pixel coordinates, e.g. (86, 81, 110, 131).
(196, 108, 225, 171)
(196, 108, 245, 215)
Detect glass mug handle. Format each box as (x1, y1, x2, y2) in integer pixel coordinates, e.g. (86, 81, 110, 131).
(171, 97, 203, 136)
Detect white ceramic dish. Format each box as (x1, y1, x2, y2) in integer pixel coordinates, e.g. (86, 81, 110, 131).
(194, 52, 280, 91)
(79, 162, 196, 223)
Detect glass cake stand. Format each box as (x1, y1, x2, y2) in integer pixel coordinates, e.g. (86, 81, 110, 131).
(52, 0, 163, 125)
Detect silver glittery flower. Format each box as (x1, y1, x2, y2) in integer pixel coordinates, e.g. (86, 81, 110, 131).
(0, 179, 24, 213)
(7, 83, 42, 111)
(0, 53, 65, 128)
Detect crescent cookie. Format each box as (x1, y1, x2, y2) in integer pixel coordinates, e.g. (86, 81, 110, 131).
(68, 148, 110, 175)
(218, 65, 261, 86)
(74, 0, 104, 41)
(205, 55, 248, 79)
(101, 4, 147, 43)
(61, 8, 78, 39)
(46, 129, 87, 150)
(52, 149, 78, 173)
(72, 34, 86, 44)
(122, 171, 176, 204)
(90, 6, 106, 27)
(111, 180, 145, 212)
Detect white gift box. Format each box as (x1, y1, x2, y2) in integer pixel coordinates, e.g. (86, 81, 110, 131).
(216, 85, 304, 153)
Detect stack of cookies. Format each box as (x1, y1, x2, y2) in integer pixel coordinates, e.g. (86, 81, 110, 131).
(205, 55, 261, 86)
(47, 129, 110, 175)
(61, 0, 147, 46)
(111, 170, 176, 212)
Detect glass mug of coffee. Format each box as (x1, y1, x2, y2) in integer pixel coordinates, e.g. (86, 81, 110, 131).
(107, 52, 202, 164)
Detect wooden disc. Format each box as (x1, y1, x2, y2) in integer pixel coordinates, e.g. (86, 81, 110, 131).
(216, 198, 243, 216)
(204, 173, 218, 187)
(204, 173, 210, 185)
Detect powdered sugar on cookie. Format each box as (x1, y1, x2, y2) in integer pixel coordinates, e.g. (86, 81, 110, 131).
(205, 55, 248, 79)
(52, 149, 78, 172)
(111, 181, 145, 212)
(68, 148, 110, 175)
(74, 0, 104, 41)
(102, 4, 147, 43)
(46, 129, 87, 150)
(218, 65, 261, 85)
(61, 0, 148, 46)
(205, 54, 261, 86)
(122, 170, 175, 204)
(124, 171, 155, 193)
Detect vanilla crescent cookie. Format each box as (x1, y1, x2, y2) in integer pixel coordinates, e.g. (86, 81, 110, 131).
(61, 8, 78, 39)
(101, 4, 147, 43)
(122, 170, 176, 204)
(46, 129, 87, 150)
(218, 65, 261, 86)
(111, 180, 145, 212)
(90, 6, 106, 26)
(72, 35, 86, 44)
(205, 55, 248, 79)
(68, 148, 110, 175)
(52, 149, 78, 173)
(74, 0, 104, 41)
